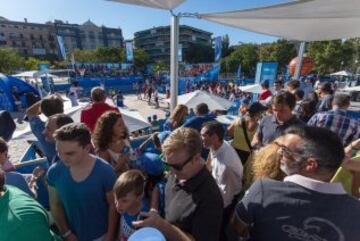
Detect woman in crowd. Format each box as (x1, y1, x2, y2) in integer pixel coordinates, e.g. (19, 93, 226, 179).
(163, 104, 188, 131)
(227, 102, 267, 164)
(92, 111, 131, 176)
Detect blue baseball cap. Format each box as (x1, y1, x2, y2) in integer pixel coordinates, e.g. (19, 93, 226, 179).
(241, 97, 250, 105)
(129, 227, 166, 241)
(140, 152, 164, 176)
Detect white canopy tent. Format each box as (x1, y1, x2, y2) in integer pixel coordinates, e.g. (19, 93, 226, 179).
(106, 0, 185, 9)
(239, 84, 263, 94)
(118, 108, 151, 133)
(200, 0, 360, 42)
(330, 70, 353, 77)
(165, 90, 232, 111)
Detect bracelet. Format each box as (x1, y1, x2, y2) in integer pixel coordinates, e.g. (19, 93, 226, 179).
(61, 230, 72, 239)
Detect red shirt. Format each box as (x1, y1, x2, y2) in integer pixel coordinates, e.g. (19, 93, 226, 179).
(259, 89, 272, 101)
(80, 102, 119, 132)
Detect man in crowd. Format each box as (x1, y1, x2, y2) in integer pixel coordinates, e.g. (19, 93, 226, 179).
(308, 93, 359, 145)
(0, 169, 60, 241)
(47, 123, 117, 241)
(252, 91, 304, 147)
(258, 80, 272, 101)
(316, 82, 333, 112)
(133, 127, 223, 241)
(183, 103, 215, 132)
(201, 121, 243, 241)
(285, 79, 301, 94)
(26, 94, 64, 161)
(232, 126, 360, 241)
(80, 87, 121, 132)
(273, 80, 283, 95)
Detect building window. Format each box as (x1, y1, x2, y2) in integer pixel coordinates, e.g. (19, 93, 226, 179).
(14, 25, 19, 29)
(1, 24, 5, 27)
(22, 42, 25, 47)
(23, 26, 27, 29)
(12, 41, 16, 47)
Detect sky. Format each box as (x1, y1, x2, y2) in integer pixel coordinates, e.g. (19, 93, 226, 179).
(0, 0, 291, 45)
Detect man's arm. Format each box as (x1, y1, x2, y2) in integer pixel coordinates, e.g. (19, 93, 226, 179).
(48, 186, 78, 241)
(26, 100, 41, 118)
(104, 191, 119, 241)
(133, 212, 194, 241)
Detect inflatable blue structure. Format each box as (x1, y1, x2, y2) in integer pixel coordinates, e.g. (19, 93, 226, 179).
(0, 73, 40, 111)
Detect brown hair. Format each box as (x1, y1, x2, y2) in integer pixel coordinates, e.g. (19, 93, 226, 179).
(272, 91, 296, 110)
(162, 127, 201, 157)
(169, 104, 188, 129)
(91, 87, 106, 102)
(54, 123, 91, 147)
(92, 111, 123, 151)
(40, 95, 64, 117)
(113, 169, 145, 198)
(0, 137, 8, 153)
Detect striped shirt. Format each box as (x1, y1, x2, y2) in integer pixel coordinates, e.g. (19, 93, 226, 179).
(307, 109, 360, 145)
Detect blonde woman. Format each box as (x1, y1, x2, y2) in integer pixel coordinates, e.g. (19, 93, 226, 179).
(163, 104, 188, 131)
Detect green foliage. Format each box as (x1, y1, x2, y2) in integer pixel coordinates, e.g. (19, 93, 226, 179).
(184, 43, 214, 63)
(221, 34, 234, 58)
(0, 49, 24, 74)
(24, 57, 50, 71)
(133, 48, 149, 69)
(95, 47, 124, 62)
(153, 60, 169, 74)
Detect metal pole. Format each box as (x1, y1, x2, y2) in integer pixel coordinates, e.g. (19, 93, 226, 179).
(170, 13, 179, 113)
(294, 41, 306, 80)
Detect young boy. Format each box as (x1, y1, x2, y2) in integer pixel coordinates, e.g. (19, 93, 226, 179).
(114, 170, 149, 241)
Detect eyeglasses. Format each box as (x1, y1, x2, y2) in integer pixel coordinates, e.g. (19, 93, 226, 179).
(274, 141, 297, 160)
(163, 155, 194, 171)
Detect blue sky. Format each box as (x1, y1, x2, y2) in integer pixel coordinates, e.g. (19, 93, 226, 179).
(0, 0, 291, 45)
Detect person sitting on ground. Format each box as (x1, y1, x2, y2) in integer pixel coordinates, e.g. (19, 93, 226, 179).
(93, 111, 131, 176)
(316, 81, 333, 112)
(0, 137, 33, 196)
(232, 126, 360, 241)
(114, 170, 150, 241)
(26, 94, 64, 161)
(0, 169, 60, 241)
(80, 87, 121, 132)
(182, 103, 215, 133)
(308, 93, 359, 146)
(258, 80, 272, 101)
(47, 123, 118, 241)
(201, 121, 243, 241)
(228, 102, 267, 163)
(132, 127, 223, 241)
(252, 91, 304, 148)
(163, 104, 188, 131)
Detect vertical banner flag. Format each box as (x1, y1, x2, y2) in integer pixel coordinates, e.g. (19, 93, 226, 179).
(178, 44, 183, 62)
(56, 35, 67, 60)
(125, 42, 134, 62)
(236, 64, 241, 80)
(214, 36, 222, 62)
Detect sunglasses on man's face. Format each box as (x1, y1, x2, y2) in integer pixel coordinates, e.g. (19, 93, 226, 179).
(274, 142, 297, 160)
(163, 155, 194, 171)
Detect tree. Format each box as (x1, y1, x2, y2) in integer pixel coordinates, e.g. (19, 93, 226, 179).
(24, 57, 50, 71)
(95, 47, 124, 62)
(184, 43, 214, 63)
(0, 49, 24, 74)
(221, 34, 234, 58)
(133, 48, 149, 69)
(222, 44, 259, 76)
(71, 49, 97, 62)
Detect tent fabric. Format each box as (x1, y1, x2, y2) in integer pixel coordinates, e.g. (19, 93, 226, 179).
(165, 90, 232, 111)
(0, 73, 40, 111)
(330, 70, 353, 76)
(118, 107, 151, 133)
(200, 0, 360, 41)
(239, 84, 263, 94)
(106, 0, 185, 10)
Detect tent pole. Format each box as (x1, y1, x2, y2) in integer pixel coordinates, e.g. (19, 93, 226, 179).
(294, 41, 306, 80)
(170, 13, 179, 113)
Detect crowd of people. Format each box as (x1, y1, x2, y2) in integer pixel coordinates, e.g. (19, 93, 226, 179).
(1, 75, 360, 241)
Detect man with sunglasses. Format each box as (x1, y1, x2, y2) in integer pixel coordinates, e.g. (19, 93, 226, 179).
(232, 126, 360, 241)
(201, 121, 243, 241)
(133, 127, 223, 241)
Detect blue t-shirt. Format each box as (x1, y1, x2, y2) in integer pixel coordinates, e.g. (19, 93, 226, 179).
(118, 200, 149, 241)
(182, 114, 216, 132)
(29, 116, 57, 161)
(47, 157, 116, 241)
(5, 171, 33, 197)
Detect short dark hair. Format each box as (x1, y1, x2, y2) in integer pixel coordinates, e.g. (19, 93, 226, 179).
(40, 95, 64, 117)
(91, 87, 106, 102)
(54, 123, 91, 147)
(294, 89, 305, 100)
(51, 114, 74, 129)
(286, 80, 300, 90)
(196, 103, 209, 115)
(261, 82, 269, 89)
(318, 82, 332, 94)
(285, 126, 344, 173)
(0, 137, 7, 153)
(272, 91, 296, 110)
(332, 93, 350, 108)
(202, 121, 225, 142)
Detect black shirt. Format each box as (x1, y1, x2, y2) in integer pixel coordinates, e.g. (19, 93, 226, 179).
(165, 167, 223, 241)
(257, 115, 304, 145)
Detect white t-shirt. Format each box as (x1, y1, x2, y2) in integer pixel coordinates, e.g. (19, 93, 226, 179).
(210, 141, 244, 207)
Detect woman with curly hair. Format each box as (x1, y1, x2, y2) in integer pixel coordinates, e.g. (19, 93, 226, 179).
(163, 104, 188, 131)
(92, 111, 131, 175)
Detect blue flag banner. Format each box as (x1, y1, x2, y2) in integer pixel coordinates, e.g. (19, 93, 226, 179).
(236, 64, 241, 79)
(126, 42, 134, 62)
(56, 35, 67, 60)
(255, 62, 279, 85)
(214, 36, 222, 62)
